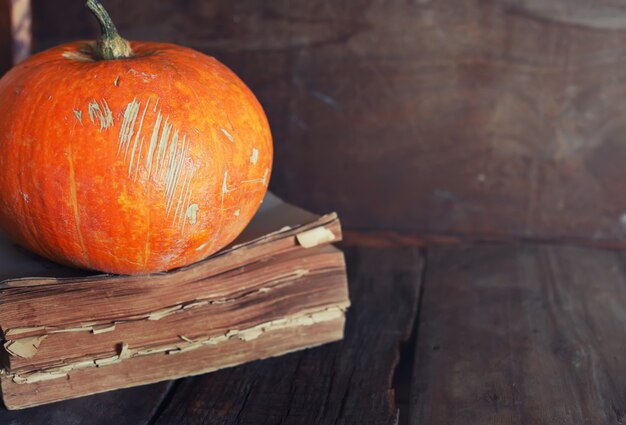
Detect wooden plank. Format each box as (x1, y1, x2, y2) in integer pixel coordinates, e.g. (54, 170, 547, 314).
(0, 0, 12, 75)
(0, 382, 173, 425)
(147, 247, 423, 425)
(28, 0, 626, 245)
(411, 244, 626, 424)
(342, 229, 626, 251)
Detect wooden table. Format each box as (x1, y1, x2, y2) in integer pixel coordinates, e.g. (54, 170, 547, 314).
(2, 243, 625, 424)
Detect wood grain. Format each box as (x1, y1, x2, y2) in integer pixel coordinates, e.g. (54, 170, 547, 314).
(0, 382, 173, 425)
(28, 0, 626, 245)
(411, 244, 626, 424)
(147, 247, 423, 425)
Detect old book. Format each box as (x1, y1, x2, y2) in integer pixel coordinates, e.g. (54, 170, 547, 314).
(0, 193, 349, 409)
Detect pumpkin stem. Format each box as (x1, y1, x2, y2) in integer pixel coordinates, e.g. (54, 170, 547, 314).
(85, 0, 133, 60)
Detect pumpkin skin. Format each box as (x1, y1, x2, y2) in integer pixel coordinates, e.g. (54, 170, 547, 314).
(0, 41, 272, 274)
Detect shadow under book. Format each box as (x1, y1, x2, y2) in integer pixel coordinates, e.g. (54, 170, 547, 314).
(0, 193, 350, 409)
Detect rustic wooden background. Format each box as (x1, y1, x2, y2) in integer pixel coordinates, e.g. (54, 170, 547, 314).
(5, 0, 626, 245)
(5, 3, 626, 423)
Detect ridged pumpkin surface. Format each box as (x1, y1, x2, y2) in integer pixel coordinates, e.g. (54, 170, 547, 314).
(0, 41, 272, 274)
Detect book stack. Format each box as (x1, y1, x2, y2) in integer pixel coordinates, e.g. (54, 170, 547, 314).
(0, 193, 349, 409)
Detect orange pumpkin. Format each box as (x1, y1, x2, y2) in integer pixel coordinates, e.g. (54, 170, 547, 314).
(0, 0, 272, 274)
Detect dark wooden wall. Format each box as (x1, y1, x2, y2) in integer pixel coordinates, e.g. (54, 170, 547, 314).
(0, 0, 12, 75)
(25, 1, 626, 245)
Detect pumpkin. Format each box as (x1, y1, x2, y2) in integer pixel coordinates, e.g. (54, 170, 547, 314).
(0, 0, 272, 274)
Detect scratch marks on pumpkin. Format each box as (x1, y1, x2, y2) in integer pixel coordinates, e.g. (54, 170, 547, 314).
(88, 99, 114, 130)
(210, 170, 238, 237)
(115, 96, 197, 232)
(119, 97, 140, 156)
(263, 168, 269, 185)
(63, 51, 94, 62)
(177, 173, 196, 235)
(145, 111, 162, 177)
(182, 203, 199, 234)
(205, 169, 238, 248)
(128, 99, 150, 177)
(186, 204, 199, 225)
(73, 110, 83, 126)
(128, 68, 157, 82)
(165, 135, 188, 215)
(195, 241, 210, 251)
(221, 171, 236, 209)
(218, 170, 237, 215)
(140, 103, 197, 226)
(67, 145, 91, 268)
(250, 148, 259, 165)
(173, 172, 190, 226)
(146, 112, 163, 176)
(234, 209, 240, 217)
(155, 118, 174, 174)
(220, 127, 235, 143)
(114, 76, 121, 87)
(241, 168, 269, 186)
